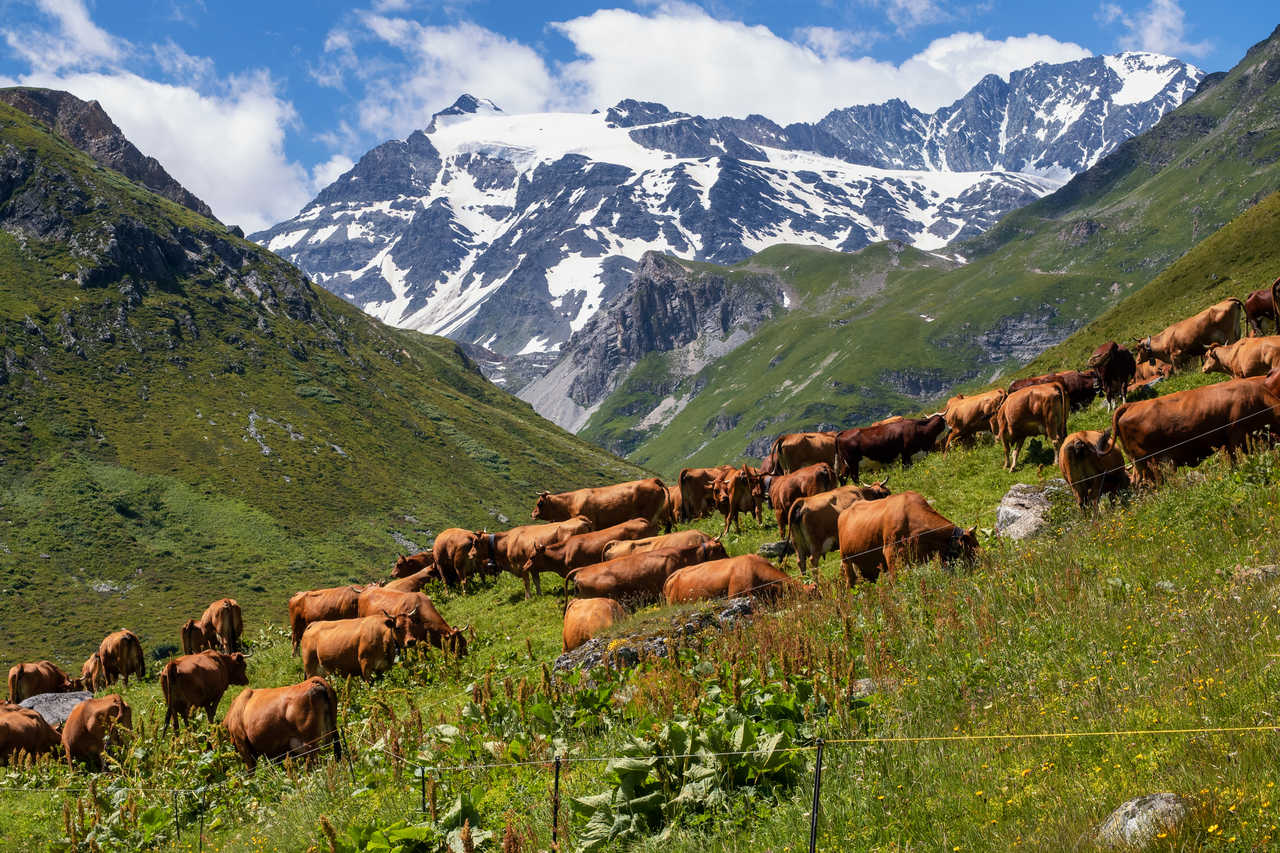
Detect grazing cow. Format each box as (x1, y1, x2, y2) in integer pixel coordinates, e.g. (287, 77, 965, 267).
(159, 650, 248, 731)
(943, 389, 1007, 451)
(80, 653, 106, 693)
(385, 566, 437, 592)
(992, 382, 1069, 470)
(1099, 373, 1280, 486)
(1133, 298, 1245, 368)
(62, 694, 132, 769)
(181, 619, 216, 655)
(565, 540, 728, 604)
(300, 613, 417, 680)
(677, 466, 735, 520)
(199, 598, 243, 653)
(834, 415, 947, 483)
(391, 550, 434, 580)
(601, 529, 719, 562)
(1134, 358, 1174, 384)
(767, 463, 840, 539)
(433, 529, 488, 588)
(838, 492, 979, 583)
(1088, 342, 1139, 409)
(0, 705, 60, 764)
(97, 630, 144, 686)
(562, 598, 627, 652)
(663, 555, 813, 605)
(788, 482, 892, 572)
(470, 516, 594, 597)
(1202, 337, 1280, 378)
(288, 585, 365, 653)
(524, 518, 656, 582)
(532, 478, 670, 531)
(7, 661, 76, 704)
(223, 677, 339, 769)
(769, 432, 838, 474)
(356, 588, 467, 656)
(714, 466, 764, 536)
(1009, 370, 1100, 411)
(1244, 278, 1280, 335)
(1058, 431, 1130, 509)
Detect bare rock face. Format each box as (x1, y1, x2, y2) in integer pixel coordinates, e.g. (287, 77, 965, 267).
(19, 691, 92, 727)
(1095, 793, 1190, 849)
(995, 480, 1066, 539)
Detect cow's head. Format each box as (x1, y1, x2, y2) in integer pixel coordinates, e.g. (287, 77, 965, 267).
(801, 582, 821, 599)
(1202, 345, 1226, 375)
(524, 542, 553, 573)
(81, 653, 106, 692)
(946, 526, 981, 567)
(392, 608, 426, 648)
(861, 477, 891, 500)
(701, 538, 729, 562)
(1132, 337, 1154, 363)
(443, 628, 469, 658)
(100, 695, 133, 735)
(532, 490, 552, 520)
(225, 652, 250, 685)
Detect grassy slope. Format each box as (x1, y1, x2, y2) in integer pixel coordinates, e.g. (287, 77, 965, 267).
(0, 101, 642, 663)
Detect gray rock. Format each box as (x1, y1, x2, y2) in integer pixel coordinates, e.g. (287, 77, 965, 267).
(1094, 793, 1190, 849)
(758, 540, 794, 560)
(19, 691, 92, 727)
(995, 480, 1065, 540)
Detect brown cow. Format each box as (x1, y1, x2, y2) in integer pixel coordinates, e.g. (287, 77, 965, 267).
(524, 518, 656, 581)
(562, 598, 627, 652)
(532, 477, 669, 531)
(1134, 298, 1245, 368)
(838, 491, 979, 583)
(223, 677, 339, 769)
(662, 484, 683, 527)
(1202, 337, 1280, 378)
(391, 550, 434, 580)
(432, 528, 484, 588)
(788, 482, 892, 571)
(1058, 431, 1130, 508)
(288, 585, 365, 653)
(385, 566, 437, 592)
(470, 516, 594, 597)
(356, 588, 467, 656)
(663, 555, 813, 604)
(300, 613, 419, 680)
(1089, 342, 1138, 409)
(677, 466, 735, 520)
(601, 529, 719, 562)
(159, 650, 249, 731)
(1009, 370, 1100, 411)
(80, 653, 107, 693)
(565, 540, 728, 604)
(7, 661, 76, 704)
(767, 462, 840, 539)
(769, 432, 837, 474)
(992, 381, 1069, 470)
(181, 619, 216, 655)
(63, 694, 132, 769)
(199, 598, 243, 653)
(0, 705, 60, 764)
(834, 415, 947, 483)
(1244, 278, 1280, 336)
(943, 389, 1007, 451)
(1099, 373, 1280, 486)
(714, 466, 764, 536)
(97, 630, 144, 686)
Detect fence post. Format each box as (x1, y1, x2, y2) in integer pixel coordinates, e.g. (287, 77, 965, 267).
(198, 796, 205, 853)
(551, 754, 563, 850)
(172, 790, 180, 842)
(808, 738, 825, 853)
(419, 766, 427, 819)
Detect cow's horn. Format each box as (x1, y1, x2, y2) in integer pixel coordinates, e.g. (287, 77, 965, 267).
(879, 476, 889, 487)
(407, 607, 418, 617)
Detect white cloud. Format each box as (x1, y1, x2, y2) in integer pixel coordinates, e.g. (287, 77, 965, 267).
(2, 0, 127, 71)
(1103, 0, 1210, 58)
(311, 153, 355, 188)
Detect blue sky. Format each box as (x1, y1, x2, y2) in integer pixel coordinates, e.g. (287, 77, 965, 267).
(0, 0, 1269, 231)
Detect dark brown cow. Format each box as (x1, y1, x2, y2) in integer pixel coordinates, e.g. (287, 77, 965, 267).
(993, 381, 1069, 470)
(181, 619, 216, 655)
(834, 414, 947, 483)
(356, 588, 467, 656)
(433, 528, 486, 588)
(663, 555, 813, 604)
(159, 650, 248, 731)
(1133, 298, 1244, 368)
(1099, 373, 1280, 486)
(562, 598, 627, 652)
(1058, 431, 1130, 508)
(470, 516, 594, 597)
(300, 613, 419, 680)
(7, 661, 76, 704)
(1088, 342, 1138, 408)
(769, 432, 837, 474)
(391, 550, 434, 580)
(524, 518, 656, 581)
(97, 630, 145, 686)
(223, 677, 339, 769)
(600, 529, 719, 562)
(532, 477, 670, 531)
(565, 540, 728, 604)
(63, 694, 132, 769)
(677, 466, 735, 520)
(1008, 370, 1099, 411)
(1202, 337, 1280, 378)
(199, 598, 243, 653)
(714, 466, 764, 536)
(288, 585, 365, 653)
(788, 482, 892, 571)
(0, 706, 60, 764)
(80, 653, 106, 693)
(1244, 278, 1280, 336)
(942, 389, 1007, 451)
(767, 463, 840, 539)
(838, 491, 978, 583)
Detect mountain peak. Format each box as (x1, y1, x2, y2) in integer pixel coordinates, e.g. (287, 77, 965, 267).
(426, 94, 503, 132)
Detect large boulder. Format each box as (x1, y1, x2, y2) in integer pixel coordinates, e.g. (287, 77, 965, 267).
(995, 480, 1065, 540)
(1094, 793, 1190, 849)
(19, 690, 92, 728)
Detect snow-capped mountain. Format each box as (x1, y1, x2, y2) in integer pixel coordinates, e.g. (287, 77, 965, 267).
(252, 53, 1202, 363)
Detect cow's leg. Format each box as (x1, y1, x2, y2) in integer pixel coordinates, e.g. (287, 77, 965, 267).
(205, 702, 218, 725)
(521, 572, 533, 600)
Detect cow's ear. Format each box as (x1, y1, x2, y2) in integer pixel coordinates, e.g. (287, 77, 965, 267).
(381, 609, 392, 618)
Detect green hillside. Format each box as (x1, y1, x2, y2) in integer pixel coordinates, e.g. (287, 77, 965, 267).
(0, 99, 642, 663)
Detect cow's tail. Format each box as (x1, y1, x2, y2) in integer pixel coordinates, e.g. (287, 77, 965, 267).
(786, 501, 805, 555)
(159, 661, 175, 729)
(769, 435, 785, 470)
(562, 568, 583, 617)
(6, 666, 18, 704)
(1228, 296, 1247, 341)
(133, 635, 145, 680)
(1096, 404, 1126, 455)
(1054, 380, 1069, 442)
(313, 678, 341, 762)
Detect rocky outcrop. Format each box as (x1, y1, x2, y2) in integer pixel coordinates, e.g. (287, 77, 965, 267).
(1094, 793, 1190, 849)
(995, 480, 1066, 539)
(0, 87, 216, 221)
(19, 691, 92, 727)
